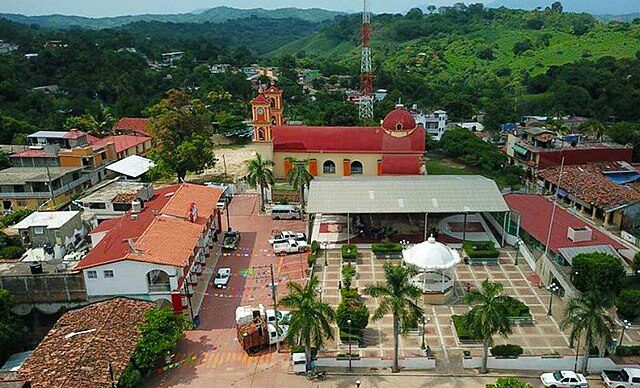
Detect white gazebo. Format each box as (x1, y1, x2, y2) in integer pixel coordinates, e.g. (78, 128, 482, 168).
(403, 236, 461, 304)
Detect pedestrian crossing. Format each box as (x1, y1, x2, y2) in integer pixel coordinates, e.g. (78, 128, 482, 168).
(200, 350, 278, 368)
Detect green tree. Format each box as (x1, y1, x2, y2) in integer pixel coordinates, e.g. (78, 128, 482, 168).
(465, 279, 513, 374)
(0, 290, 28, 364)
(287, 159, 314, 213)
(633, 251, 640, 277)
(561, 291, 616, 374)
(148, 89, 214, 180)
(279, 275, 335, 372)
(578, 119, 607, 140)
(215, 113, 247, 137)
(132, 308, 190, 370)
(364, 263, 423, 373)
(486, 377, 532, 388)
(571, 253, 626, 296)
(245, 153, 275, 211)
(616, 289, 640, 322)
(336, 297, 370, 334)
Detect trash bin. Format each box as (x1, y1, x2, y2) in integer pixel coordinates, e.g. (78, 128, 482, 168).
(192, 315, 201, 328)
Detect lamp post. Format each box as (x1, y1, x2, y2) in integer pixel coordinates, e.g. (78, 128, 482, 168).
(547, 282, 559, 316)
(620, 319, 632, 346)
(356, 379, 361, 388)
(225, 196, 231, 232)
(514, 239, 521, 266)
(347, 319, 353, 372)
(321, 241, 328, 267)
(420, 315, 430, 351)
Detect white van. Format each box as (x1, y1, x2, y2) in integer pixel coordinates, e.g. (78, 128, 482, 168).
(271, 205, 301, 220)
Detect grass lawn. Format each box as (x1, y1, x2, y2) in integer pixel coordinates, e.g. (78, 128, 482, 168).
(425, 157, 474, 175)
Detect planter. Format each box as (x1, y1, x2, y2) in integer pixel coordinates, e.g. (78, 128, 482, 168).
(451, 315, 483, 346)
(468, 256, 499, 266)
(508, 316, 534, 325)
(373, 252, 403, 260)
(336, 354, 361, 361)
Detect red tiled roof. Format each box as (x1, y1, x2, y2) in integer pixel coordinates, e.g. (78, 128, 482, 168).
(251, 94, 269, 105)
(89, 217, 121, 234)
(85, 134, 101, 144)
(88, 135, 151, 154)
(114, 118, 151, 136)
(63, 129, 86, 139)
(77, 184, 223, 269)
(382, 106, 416, 131)
(9, 148, 48, 158)
(381, 154, 423, 175)
(18, 297, 153, 388)
(272, 125, 425, 154)
(504, 194, 624, 254)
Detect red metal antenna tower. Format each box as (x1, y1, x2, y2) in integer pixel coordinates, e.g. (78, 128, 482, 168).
(359, 0, 374, 121)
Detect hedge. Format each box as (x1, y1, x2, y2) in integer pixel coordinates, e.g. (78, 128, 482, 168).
(342, 264, 356, 289)
(463, 241, 499, 259)
(615, 345, 640, 357)
(371, 241, 403, 254)
(310, 240, 319, 255)
(504, 297, 531, 318)
(616, 289, 640, 322)
(340, 288, 360, 300)
(491, 344, 523, 358)
(341, 244, 358, 261)
(0, 246, 24, 260)
(452, 315, 482, 341)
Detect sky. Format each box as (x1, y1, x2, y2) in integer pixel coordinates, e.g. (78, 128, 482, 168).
(0, 0, 492, 17)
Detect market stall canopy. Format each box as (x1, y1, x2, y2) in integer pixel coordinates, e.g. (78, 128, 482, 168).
(306, 175, 509, 214)
(403, 236, 461, 270)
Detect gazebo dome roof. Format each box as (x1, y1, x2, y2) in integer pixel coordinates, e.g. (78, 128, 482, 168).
(403, 236, 460, 270)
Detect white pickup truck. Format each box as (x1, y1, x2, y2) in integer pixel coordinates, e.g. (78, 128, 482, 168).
(273, 239, 308, 255)
(269, 231, 306, 245)
(602, 367, 640, 387)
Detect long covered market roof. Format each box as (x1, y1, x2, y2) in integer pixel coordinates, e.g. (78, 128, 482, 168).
(306, 175, 510, 214)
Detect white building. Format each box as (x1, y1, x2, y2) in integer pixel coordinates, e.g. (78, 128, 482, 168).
(76, 183, 224, 315)
(76, 180, 154, 220)
(413, 109, 448, 141)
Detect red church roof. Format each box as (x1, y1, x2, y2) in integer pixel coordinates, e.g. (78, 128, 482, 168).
(251, 94, 270, 105)
(272, 125, 425, 154)
(382, 106, 417, 131)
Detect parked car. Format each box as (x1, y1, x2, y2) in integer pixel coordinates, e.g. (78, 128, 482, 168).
(273, 239, 308, 255)
(222, 230, 241, 250)
(268, 230, 306, 245)
(601, 367, 640, 387)
(214, 267, 231, 288)
(540, 371, 588, 388)
(271, 205, 301, 220)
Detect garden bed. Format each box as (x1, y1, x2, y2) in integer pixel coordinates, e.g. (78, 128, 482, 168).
(463, 241, 499, 265)
(451, 315, 483, 345)
(341, 244, 358, 263)
(371, 241, 403, 259)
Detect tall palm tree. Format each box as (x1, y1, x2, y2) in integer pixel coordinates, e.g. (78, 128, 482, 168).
(465, 279, 513, 374)
(245, 153, 274, 211)
(364, 263, 423, 373)
(287, 159, 313, 213)
(577, 119, 607, 141)
(279, 275, 335, 372)
(561, 290, 617, 374)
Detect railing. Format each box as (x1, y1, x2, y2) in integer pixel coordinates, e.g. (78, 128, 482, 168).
(0, 175, 90, 199)
(148, 283, 171, 293)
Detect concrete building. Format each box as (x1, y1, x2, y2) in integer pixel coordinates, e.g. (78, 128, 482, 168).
(76, 180, 154, 220)
(413, 110, 448, 141)
(14, 211, 85, 258)
(0, 40, 18, 54)
(251, 84, 425, 179)
(76, 184, 224, 315)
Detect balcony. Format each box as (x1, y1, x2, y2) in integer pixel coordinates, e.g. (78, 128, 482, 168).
(0, 175, 90, 199)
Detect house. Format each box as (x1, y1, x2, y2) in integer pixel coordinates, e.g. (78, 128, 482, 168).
(537, 161, 640, 230)
(504, 128, 633, 178)
(14, 211, 86, 259)
(76, 184, 224, 315)
(413, 110, 448, 141)
(77, 180, 154, 220)
(161, 51, 184, 66)
(0, 167, 90, 211)
(113, 118, 152, 137)
(17, 297, 153, 387)
(0, 40, 18, 54)
(87, 134, 152, 160)
(251, 84, 425, 178)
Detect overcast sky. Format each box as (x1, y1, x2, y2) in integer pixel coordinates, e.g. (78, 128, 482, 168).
(0, 0, 492, 17)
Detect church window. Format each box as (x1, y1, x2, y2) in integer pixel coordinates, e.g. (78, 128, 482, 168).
(323, 160, 336, 174)
(350, 161, 363, 175)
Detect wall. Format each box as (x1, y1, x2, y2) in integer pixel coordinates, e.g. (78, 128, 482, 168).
(537, 147, 633, 169)
(83, 260, 179, 301)
(0, 272, 87, 306)
(273, 151, 381, 179)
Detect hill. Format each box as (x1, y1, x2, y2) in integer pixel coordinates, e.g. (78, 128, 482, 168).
(488, 0, 640, 15)
(0, 6, 344, 30)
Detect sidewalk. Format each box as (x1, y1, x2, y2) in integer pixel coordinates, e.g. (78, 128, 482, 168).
(462, 356, 616, 373)
(315, 357, 436, 370)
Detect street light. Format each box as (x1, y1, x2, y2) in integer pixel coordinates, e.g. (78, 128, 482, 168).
(620, 319, 632, 346)
(225, 196, 231, 232)
(399, 239, 410, 249)
(321, 241, 328, 267)
(547, 282, 559, 316)
(347, 319, 353, 372)
(514, 239, 522, 266)
(419, 315, 430, 352)
(356, 379, 361, 388)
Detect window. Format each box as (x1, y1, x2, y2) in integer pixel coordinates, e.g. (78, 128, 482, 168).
(147, 269, 171, 292)
(322, 160, 336, 174)
(103, 270, 114, 278)
(113, 203, 132, 212)
(87, 270, 97, 279)
(350, 161, 363, 175)
(33, 227, 44, 235)
(88, 202, 107, 210)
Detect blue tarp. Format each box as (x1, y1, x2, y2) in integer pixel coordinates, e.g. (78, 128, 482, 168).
(604, 171, 640, 185)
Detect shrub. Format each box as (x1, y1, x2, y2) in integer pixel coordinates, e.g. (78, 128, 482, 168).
(341, 244, 357, 261)
(0, 246, 24, 260)
(633, 251, 640, 277)
(503, 297, 531, 317)
(118, 364, 142, 388)
(342, 264, 356, 290)
(340, 288, 360, 300)
(463, 241, 499, 259)
(451, 314, 482, 341)
(336, 298, 369, 333)
(616, 289, 640, 322)
(310, 240, 319, 255)
(572, 253, 626, 296)
(371, 240, 403, 254)
(615, 345, 640, 357)
(307, 254, 316, 268)
(486, 377, 532, 388)
(339, 329, 361, 343)
(490, 344, 524, 358)
(0, 209, 34, 227)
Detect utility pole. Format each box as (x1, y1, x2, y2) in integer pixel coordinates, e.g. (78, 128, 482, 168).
(45, 164, 56, 207)
(270, 263, 280, 352)
(544, 157, 565, 257)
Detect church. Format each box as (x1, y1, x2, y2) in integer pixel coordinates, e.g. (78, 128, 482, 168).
(250, 84, 426, 179)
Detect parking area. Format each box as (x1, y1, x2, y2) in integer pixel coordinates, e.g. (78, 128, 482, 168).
(316, 249, 575, 361)
(149, 194, 308, 387)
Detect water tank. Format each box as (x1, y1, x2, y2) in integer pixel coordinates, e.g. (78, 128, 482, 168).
(131, 200, 142, 213)
(30, 262, 43, 275)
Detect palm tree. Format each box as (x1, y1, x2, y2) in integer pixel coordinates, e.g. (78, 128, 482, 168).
(364, 263, 423, 373)
(245, 153, 274, 211)
(279, 275, 335, 372)
(561, 290, 617, 374)
(287, 159, 313, 213)
(465, 279, 513, 374)
(577, 119, 607, 140)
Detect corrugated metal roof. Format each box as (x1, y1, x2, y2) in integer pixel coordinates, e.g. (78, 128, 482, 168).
(106, 155, 154, 178)
(557, 244, 621, 264)
(306, 175, 509, 214)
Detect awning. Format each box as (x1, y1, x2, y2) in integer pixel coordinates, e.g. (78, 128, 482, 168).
(512, 144, 528, 156)
(306, 175, 510, 214)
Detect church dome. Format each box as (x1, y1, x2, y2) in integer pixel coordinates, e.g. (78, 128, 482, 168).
(382, 104, 417, 132)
